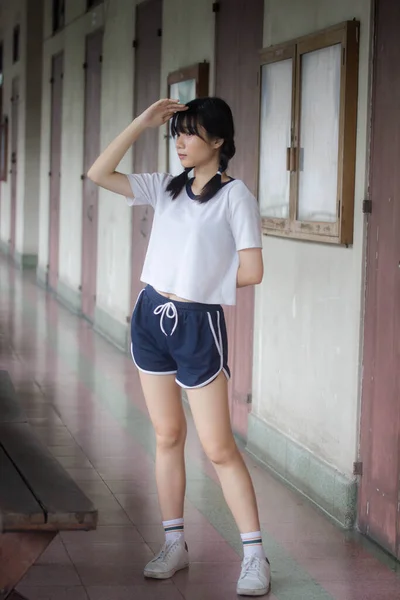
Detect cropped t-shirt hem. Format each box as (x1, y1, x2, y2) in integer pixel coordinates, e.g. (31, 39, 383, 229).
(141, 280, 236, 307)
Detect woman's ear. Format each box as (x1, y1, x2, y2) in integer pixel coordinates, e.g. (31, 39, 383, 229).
(213, 137, 224, 150)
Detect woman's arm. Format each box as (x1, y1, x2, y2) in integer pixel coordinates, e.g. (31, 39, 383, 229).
(87, 99, 186, 197)
(87, 119, 146, 196)
(237, 248, 264, 288)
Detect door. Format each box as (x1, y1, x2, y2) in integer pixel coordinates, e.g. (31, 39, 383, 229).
(48, 52, 63, 290)
(10, 78, 19, 256)
(358, 0, 400, 559)
(82, 30, 103, 320)
(130, 0, 162, 307)
(215, 0, 264, 438)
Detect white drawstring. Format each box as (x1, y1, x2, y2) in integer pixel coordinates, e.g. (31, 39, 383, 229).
(154, 302, 178, 336)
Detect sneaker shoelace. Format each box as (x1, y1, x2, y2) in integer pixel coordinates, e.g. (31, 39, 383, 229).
(151, 541, 176, 564)
(240, 555, 263, 579)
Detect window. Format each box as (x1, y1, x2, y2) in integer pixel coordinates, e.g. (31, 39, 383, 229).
(258, 21, 359, 245)
(13, 25, 20, 63)
(52, 0, 65, 34)
(166, 62, 209, 175)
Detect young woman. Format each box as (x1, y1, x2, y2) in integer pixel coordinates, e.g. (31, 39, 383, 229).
(88, 97, 271, 596)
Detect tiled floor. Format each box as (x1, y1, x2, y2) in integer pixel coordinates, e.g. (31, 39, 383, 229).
(1, 256, 400, 600)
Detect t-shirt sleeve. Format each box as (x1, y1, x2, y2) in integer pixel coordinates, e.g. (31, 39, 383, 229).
(228, 182, 263, 251)
(125, 173, 171, 208)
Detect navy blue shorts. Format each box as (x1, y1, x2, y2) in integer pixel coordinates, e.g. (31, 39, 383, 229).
(130, 286, 230, 389)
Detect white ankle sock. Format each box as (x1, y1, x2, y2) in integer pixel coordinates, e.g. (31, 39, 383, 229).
(240, 531, 266, 559)
(163, 518, 185, 544)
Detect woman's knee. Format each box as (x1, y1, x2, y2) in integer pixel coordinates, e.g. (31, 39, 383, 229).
(204, 439, 238, 466)
(155, 424, 186, 451)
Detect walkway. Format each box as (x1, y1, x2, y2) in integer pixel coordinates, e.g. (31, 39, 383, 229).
(0, 257, 399, 600)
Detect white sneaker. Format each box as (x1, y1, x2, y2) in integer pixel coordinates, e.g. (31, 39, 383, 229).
(236, 556, 271, 596)
(144, 540, 189, 579)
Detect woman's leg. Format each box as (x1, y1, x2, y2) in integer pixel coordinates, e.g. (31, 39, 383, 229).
(187, 372, 260, 533)
(139, 372, 189, 579)
(187, 373, 270, 595)
(139, 372, 187, 521)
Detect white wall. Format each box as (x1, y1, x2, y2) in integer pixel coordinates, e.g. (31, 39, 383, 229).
(0, 1, 12, 246)
(0, 0, 27, 256)
(39, 0, 134, 323)
(23, 0, 43, 256)
(38, 2, 106, 291)
(96, 0, 134, 323)
(0, 0, 45, 259)
(37, 2, 63, 273)
(252, 0, 372, 476)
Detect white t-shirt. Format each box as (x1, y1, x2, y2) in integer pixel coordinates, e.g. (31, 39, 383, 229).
(126, 173, 262, 306)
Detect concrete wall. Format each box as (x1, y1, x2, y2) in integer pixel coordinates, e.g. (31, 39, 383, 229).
(250, 0, 371, 480)
(37, 3, 63, 280)
(96, 0, 134, 328)
(23, 0, 43, 259)
(38, 1, 106, 296)
(0, 2, 11, 249)
(0, 0, 27, 258)
(0, 0, 44, 265)
(38, 0, 137, 323)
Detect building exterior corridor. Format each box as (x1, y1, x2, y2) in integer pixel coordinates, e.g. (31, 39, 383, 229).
(1, 256, 399, 600)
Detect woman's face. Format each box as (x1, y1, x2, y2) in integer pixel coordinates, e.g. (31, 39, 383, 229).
(174, 126, 222, 170)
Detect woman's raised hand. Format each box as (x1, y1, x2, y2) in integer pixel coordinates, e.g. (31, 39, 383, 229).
(137, 99, 188, 129)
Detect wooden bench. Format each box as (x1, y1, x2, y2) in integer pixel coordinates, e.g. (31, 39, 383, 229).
(0, 371, 98, 600)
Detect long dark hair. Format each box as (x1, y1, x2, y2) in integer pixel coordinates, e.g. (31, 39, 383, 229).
(166, 97, 236, 203)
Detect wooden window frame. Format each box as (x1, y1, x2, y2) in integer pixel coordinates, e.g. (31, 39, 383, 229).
(167, 62, 209, 96)
(258, 21, 360, 245)
(166, 62, 209, 173)
(0, 116, 9, 182)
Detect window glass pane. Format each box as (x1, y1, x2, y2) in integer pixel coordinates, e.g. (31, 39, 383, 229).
(168, 79, 196, 176)
(298, 44, 341, 222)
(258, 59, 292, 219)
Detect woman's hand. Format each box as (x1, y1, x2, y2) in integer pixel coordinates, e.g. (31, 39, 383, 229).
(137, 99, 188, 129)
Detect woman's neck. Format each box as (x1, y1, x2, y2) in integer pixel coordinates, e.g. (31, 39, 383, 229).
(192, 165, 229, 194)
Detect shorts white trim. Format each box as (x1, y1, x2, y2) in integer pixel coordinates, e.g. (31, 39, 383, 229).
(175, 310, 230, 389)
(130, 343, 177, 376)
(175, 368, 229, 390)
